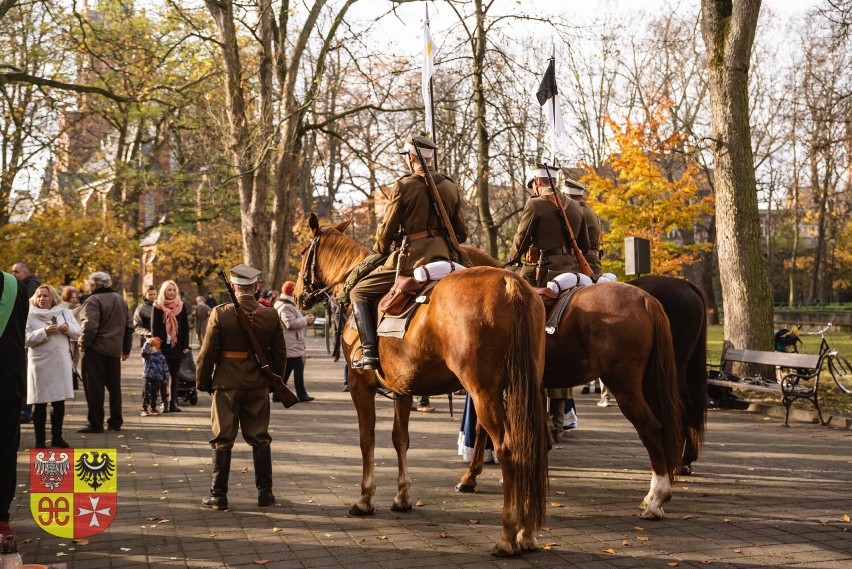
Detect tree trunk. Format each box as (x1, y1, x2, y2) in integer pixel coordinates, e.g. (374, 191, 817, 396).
(700, 0, 773, 361)
(473, 0, 497, 257)
(206, 0, 266, 272)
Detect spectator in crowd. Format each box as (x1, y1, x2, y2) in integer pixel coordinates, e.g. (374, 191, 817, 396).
(258, 290, 275, 308)
(11, 262, 40, 297)
(133, 285, 157, 345)
(25, 285, 80, 448)
(274, 281, 315, 402)
(205, 293, 217, 309)
(12, 262, 39, 425)
(140, 336, 169, 417)
(194, 296, 212, 346)
(0, 269, 29, 539)
(152, 280, 190, 413)
(78, 271, 133, 433)
(61, 287, 84, 371)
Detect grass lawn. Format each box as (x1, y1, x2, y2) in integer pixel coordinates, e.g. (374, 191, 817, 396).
(706, 323, 852, 418)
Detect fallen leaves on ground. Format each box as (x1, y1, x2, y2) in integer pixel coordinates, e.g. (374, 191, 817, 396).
(543, 543, 558, 550)
(636, 536, 649, 541)
(667, 563, 679, 567)
(272, 527, 283, 533)
(550, 502, 563, 508)
(682, 514, 693, 520)
(74, 538, 90, 546)
(254, 560, 269, 565)
(633, 526, 644, 531)
(416, 500, 423, 507)
(439, 533, 448, 538)
(842, 514, 850, 522)
(602, 548, 616, 554)
(469, 519, 479, 524)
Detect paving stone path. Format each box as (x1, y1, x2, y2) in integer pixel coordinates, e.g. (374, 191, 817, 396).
(11, 336, 852, 568)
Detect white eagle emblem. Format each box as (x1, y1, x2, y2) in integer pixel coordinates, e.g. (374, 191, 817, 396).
(75, 451, 116, 491)
(34, 451, 71, 490)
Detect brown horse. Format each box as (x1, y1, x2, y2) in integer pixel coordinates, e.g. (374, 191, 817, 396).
(629, 275, 708, 474)
(295, 215, 549, 556)
(459, 246, 683, 519)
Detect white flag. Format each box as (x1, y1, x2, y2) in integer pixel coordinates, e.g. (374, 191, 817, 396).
(423, 15, 436, 136)
(536, 58, 567, 157)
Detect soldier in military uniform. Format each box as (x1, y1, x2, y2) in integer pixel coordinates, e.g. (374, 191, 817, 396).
(508, 165, 591, 441)
(564, 176, 603, 278)
(508, 164, 591, 288)
(196, 264, 287, 510)
(349, 133, 467, 370)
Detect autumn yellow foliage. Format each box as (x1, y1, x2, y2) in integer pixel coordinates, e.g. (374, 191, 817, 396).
(581, 103, 714, 277)
(0, 207, 136, 288)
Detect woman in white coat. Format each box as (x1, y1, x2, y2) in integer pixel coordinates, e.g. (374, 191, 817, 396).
(25, 285, 80, 448)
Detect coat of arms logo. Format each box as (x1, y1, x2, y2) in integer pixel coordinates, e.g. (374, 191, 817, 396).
(30, 448, 118, 538)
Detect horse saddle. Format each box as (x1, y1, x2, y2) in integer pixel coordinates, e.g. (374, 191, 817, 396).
(544, 287, 583, 335)
(378, 276, 429, 316)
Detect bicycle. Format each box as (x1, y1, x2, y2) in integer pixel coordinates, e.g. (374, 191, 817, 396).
(798, 322, 852, 394)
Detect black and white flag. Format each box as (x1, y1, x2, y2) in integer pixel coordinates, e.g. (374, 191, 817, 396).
(536, 58, 567, 155)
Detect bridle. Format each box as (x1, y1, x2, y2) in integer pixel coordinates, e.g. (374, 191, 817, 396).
(297, 228, 335, 310)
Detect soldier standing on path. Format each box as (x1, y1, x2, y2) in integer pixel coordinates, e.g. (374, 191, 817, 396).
(196, 264, 287, 510)
(348, 133, 467, 371)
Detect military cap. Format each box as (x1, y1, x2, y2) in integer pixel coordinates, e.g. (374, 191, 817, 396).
(399, 133, 437, 158)
(229, 263, 261, 285)
(530, 162, 560, 179)
(564, 177, 586, 196)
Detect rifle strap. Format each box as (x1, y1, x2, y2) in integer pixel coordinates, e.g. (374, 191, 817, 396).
(229, 303, 269, 365)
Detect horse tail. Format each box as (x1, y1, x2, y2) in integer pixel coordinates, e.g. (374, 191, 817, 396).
(643, 296, 684, 480)
(503, 275, 549, 531)
(684, 281, 708, 458)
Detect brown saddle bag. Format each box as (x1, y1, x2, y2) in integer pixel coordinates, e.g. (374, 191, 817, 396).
(378, 276, 426, 317)
(533, 286, 557, 310)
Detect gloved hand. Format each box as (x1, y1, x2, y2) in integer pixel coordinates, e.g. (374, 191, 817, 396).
(199, 385, 213, 395)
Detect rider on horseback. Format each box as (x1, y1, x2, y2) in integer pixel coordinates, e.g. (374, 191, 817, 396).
(349, 133, 468, 370)
(509, 163, 591, 441)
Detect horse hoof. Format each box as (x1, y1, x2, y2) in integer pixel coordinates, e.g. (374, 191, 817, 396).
(679, 464, 693, 476)
(490, 545, 517, 558)
(349, 504, 373, 517)
(640, 507, 664, 520)
(390, 503, 412, 512)
(455, 483, 476, 493)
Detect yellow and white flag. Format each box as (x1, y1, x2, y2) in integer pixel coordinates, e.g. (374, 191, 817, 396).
(422, 11, 436, 136)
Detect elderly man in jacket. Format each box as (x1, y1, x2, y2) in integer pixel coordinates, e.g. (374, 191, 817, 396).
(78, 272, 133, 433)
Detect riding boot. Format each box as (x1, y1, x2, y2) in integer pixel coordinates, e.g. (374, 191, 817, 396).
(50, 401, 69, 448)
(33, 404, 47, 448)
(202, 449, 231, 510)
(351, 301, 379, 370)
(252, 445, 275, 507)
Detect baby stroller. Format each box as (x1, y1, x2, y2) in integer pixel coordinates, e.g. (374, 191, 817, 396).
(177, 348, 199, 406)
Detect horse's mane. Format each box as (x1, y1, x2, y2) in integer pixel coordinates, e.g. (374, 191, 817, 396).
(461, 245, 501, 268)
(318, 226, 369, 285)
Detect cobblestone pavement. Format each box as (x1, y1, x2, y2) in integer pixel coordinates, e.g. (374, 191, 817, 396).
(11, 336, 852, 568)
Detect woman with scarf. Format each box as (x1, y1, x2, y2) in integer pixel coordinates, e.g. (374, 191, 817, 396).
(25, 285, 81, 448)
(151, 280, 190, 412)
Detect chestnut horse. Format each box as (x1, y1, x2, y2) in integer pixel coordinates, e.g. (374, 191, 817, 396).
(459, 246, 683, 519)
(629, 275, 708, 474)
(295, 215, 549, 557)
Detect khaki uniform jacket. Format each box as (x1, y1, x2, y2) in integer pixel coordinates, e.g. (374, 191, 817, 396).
(196, 295, 287, 392)
(509, 191, 590, 285)
(578, 198, 603, 277)
(375, 166, 467, 273)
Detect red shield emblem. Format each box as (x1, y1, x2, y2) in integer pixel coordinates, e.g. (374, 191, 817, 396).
(30, 448, 117, 538)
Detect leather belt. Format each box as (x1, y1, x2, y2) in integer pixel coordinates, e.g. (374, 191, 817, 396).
(221, 350, 250, 359)
(408, 229, 438, 241)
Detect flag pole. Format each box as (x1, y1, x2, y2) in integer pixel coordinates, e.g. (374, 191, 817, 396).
(426, 4, 438, 168)
(550, 51, 556, 166)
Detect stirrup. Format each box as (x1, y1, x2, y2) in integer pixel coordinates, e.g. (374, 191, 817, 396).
(352, 354, 379, 370)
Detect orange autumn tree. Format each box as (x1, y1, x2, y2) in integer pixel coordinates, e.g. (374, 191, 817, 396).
(581, 103, 713, 276)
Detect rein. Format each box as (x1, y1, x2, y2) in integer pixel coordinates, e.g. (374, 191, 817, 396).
(298, 230, 335, 309)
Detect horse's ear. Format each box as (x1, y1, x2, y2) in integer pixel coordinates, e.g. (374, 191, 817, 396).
(308, 213, 320, 235)
(335, 219, 352, 234)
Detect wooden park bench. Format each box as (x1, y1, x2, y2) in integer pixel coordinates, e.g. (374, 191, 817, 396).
(707, 344, 830, 426)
